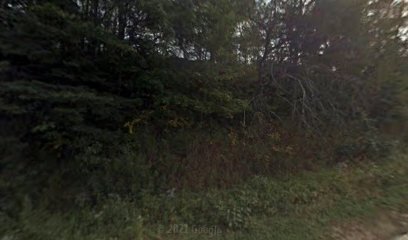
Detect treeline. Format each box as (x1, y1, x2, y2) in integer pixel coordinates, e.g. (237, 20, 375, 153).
(0, 0, 407, 210)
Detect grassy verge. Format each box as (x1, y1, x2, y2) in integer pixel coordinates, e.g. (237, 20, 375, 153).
(2, 151, 407, 240)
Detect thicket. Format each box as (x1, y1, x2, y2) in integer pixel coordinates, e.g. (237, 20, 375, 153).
(0, 0, 407, 221)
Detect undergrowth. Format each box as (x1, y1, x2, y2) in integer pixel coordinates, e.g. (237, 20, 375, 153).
(1, 150, 407, 240)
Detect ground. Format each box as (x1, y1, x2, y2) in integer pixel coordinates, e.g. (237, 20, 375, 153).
(330, 211, 408, 240)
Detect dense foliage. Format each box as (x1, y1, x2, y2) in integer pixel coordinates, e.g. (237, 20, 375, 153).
(0, 0, 407, 237)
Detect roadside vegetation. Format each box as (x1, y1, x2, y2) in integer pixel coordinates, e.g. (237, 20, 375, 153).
(0, 0, 407, 239)
(3, 149, 408, 239)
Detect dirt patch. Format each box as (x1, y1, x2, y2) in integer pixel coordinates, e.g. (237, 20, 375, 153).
(330, 211, 408, 240)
